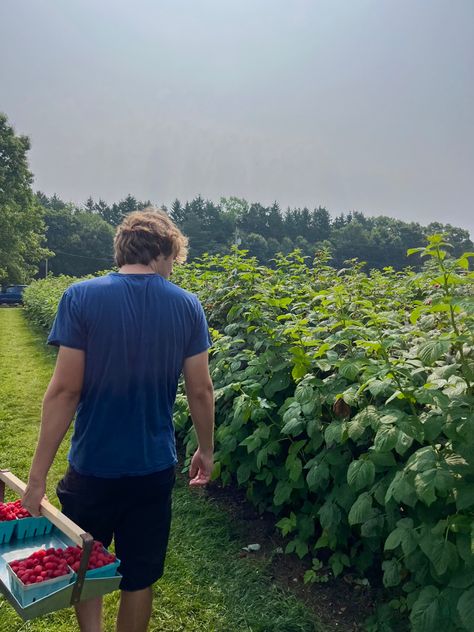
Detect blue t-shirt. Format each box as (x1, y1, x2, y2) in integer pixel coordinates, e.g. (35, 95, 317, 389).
(47, 272, 211, 477)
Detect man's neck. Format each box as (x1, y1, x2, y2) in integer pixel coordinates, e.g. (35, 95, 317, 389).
(118, 261, 171, 279)
(119, 264, 156, 274)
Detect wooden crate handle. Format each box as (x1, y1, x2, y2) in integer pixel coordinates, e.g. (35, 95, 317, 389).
(0, 469, 86, 547)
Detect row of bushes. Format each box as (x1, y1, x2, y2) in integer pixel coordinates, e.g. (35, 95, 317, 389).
(24, 237, 474, 631)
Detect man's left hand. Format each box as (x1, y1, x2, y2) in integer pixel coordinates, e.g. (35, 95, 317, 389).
(22, 480, 47, 517)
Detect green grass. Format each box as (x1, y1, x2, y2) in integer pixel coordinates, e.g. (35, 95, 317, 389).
(0, 309, 324, 632)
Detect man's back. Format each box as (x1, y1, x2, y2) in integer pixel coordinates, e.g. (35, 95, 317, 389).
(47, 272, 211, 477)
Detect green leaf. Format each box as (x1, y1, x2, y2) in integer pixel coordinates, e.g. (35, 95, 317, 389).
(410, 586, 441, 632)
(348, 492, 373, 525)
(419, 534, 458, 575)
(318, 502, 341, 530)
(361, 514, 384, 538)
(418, 339, 451, 365)
(281, 417, 304, 436)
(406, 446, 437, 472)
(414, 469, 437, 506)
(456, 486, 474, 511)
(329, 552, 350, 578)
(273, 480, 293, 506)
(449, 569, 474, 589)
(407, 247, 425, 256)
(237, 461, 252, 484)
(286, 455, 303, 482)
(276, 512, 297, 536)
(374, 425, 398, 452)
(295, 539, 309, 559)
(368, 450, 397, 467)
(384, 528, 404, 551)
(368, 379, 393, 397)
(324, 421, 345, 446)
(385, 471, 417, 506)
(347, 459, 375, 491)
(306, 463, 329, 490)
(294, 382, 315, 405)
(385, 527, 417, 556)
(338, 360, 360, 381)
(256, 447, 268, 469)
(457, 587, 474, 630)
(347, 406, 379, 440)
(211, 461, 221, 480)
(292, 362, 309, 381)
(264, 372, 291, 398)
(382, 559, 401, 587)
(456, 533, 474, 568)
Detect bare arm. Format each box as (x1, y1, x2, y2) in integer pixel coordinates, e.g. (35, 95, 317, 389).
(22, 346, 85, 515)
(183, 350, 214, 486)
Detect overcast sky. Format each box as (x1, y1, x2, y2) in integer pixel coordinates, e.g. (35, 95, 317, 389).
(1, 0, 473, 237)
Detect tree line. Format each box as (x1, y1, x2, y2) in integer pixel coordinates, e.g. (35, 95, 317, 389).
(34, 193, 474, 277)
(1, 111, 472, 283)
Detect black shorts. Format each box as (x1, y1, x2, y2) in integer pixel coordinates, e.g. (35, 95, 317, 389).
(56, 465, 176, 591)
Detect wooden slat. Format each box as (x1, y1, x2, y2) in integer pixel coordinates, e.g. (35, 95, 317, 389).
(0, 470, 86, 547)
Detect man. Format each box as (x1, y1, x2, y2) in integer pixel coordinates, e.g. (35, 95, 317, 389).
(22, 209, 215, 632)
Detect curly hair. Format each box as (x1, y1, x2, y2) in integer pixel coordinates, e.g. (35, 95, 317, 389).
(114, 208, 188, 267)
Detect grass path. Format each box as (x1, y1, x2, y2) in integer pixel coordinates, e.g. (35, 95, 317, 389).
(0, 309, 323, 632)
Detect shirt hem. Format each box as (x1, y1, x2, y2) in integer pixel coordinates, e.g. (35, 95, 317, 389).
(68, 458, 178, 478)
(47, 338, 86, 351)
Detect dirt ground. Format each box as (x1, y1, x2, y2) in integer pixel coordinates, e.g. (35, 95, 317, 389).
(189, 473, 377, 631)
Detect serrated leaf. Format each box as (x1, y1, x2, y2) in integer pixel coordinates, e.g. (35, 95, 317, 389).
(420, 534, 458, 575)
(418, 339, 450, 366)
(273, 480, 293, 506)
(384, 528, 404, 551)
(256, 447, 268, 469)
(456, 486, 474, 511)
(338, 360, 360, 381)
(295, 539, 309, 559)
(414, 469, 437, 506)
(264, 372, 291, 398)
(385, 527, 418, 556)
(286, 456, 303, 482)
(347, 459, 375, 491)
(281, 417, 304, 436)
(368, 450, 397, 467)
(318, 501, 340, 529)
(306, 462, 329, 490)
(348, 492, 373, 525)
(295, 382, 314, 405)
(410, 586, 441, 632)
(382, 559, 401, 587)
(324, 421, 345, 446)
(458, 587, 474, 629)
(368, 379, 393, 397)
(406, 446, 437, 472)
(374, 425, 398, 452)
(361, 514, 384, 538)
(276, 512, 297, 536)
(211, 461, 221, 480)
(237, 461, 252, 484)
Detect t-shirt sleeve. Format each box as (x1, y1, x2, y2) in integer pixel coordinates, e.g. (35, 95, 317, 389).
(47, 289, 86, 350)
(184, 297, 212, 359)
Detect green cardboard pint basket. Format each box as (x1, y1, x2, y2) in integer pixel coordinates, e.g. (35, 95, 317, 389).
(0, 469, 122, 621)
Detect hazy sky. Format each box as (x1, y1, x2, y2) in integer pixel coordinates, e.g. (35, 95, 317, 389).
(1, 1, 473, 237)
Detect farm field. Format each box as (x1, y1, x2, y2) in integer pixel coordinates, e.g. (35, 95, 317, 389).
(0, 308, 324, 632)
(7, 235, 474, 631)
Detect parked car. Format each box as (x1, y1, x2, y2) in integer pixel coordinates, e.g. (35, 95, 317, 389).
(0, 285, 27, 305)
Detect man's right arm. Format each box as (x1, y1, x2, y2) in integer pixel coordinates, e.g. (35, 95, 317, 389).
(182, 351, 214, 486)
